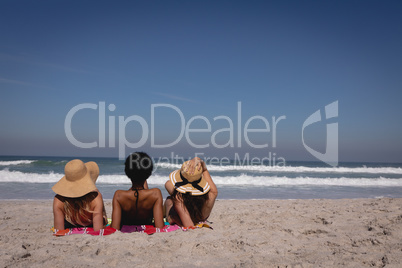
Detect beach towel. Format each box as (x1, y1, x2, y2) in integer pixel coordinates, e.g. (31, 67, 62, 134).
(120, 222, 212, 234)
(52, 225, 117, 236)
(52, 222, 212, 236)
(120, 224, 181, 234)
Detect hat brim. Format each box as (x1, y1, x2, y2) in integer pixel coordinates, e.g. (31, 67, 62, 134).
(169, 170, 210, 196)
(52, 170, 97, 198)
(85, 161, 99, 183)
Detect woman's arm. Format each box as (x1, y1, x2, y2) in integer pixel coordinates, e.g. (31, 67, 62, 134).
(53, 196, 65, 230)
(91, 193, 105, 231)
(188, 157, 218, 197)
(164, 181, 193, 226)
(111, 191, 122, 230)
(152, 189, 165, 229)
(188, 158, 218, 221)
(201, 163, 218, 198)
(174, 198, 195, 227)
(165, 180, 175, 195)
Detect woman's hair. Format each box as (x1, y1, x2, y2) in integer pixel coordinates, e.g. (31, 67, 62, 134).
(60, 192, 98, 226)
(125, 152, 153, 186)
(172, 190, 209, 224)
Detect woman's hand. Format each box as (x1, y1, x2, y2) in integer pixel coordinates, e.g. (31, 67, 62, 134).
(185, 157, 206, 174)
(199, 159, 208, 172)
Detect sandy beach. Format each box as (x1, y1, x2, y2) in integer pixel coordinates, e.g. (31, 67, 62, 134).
(1, 198, 401, 267)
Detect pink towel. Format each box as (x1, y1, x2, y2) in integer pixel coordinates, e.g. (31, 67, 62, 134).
(52, 222, 212, 236)
(121, 224, 181, 234)
(53, 225, 117, 236)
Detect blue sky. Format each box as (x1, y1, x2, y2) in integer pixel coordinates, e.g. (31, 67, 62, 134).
(0, 0, 401, 163)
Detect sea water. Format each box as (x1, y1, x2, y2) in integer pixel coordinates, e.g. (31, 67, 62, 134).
(0, 155, 402, 200)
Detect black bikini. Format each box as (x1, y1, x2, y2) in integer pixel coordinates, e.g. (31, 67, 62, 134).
(127, 188, 153, 225)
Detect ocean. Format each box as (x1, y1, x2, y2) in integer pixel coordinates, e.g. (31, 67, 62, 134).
(1, 155, 402, 200)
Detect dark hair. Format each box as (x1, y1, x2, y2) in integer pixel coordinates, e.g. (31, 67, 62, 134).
(124, 152, 153, 186)
(172, 190, 209, 224)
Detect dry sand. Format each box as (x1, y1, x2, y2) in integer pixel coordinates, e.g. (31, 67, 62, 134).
(1, 198, 402, 268)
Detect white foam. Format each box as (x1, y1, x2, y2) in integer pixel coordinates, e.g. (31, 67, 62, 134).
(0, 160, 36, 166)
(1, 170, 401, 187)
(101, 174, 402, 187)
(155, 162, 402, 174)
(155, 162, 182, 170)
(209, 175, 402, 187)
(0, 170, 62, 183)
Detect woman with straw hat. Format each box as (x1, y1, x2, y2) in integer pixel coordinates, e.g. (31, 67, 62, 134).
(52, 159, 107, 231)
(164, 157, 218, 227)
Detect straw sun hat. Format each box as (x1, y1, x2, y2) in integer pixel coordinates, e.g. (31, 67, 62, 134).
(52, 159, 99, 198)
(169, 161, 210, 196)
(85, 161, 100, 183)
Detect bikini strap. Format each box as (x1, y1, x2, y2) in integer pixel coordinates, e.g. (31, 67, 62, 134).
(133, 188, 139, 218)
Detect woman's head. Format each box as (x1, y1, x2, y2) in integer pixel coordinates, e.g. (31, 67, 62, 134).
(125, 152, 153, 186)
(168, 160, 210, 196)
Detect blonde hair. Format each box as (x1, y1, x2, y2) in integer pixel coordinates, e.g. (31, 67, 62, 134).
(62, 192, 98, 226)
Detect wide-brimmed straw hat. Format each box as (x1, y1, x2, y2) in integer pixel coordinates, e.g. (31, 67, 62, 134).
(169, 161, 210, 196)
(85, 161, 99, 183)
(52, 159, 98, 198)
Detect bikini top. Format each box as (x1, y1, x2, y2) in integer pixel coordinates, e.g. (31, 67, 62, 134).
(130, 188, 153, 225)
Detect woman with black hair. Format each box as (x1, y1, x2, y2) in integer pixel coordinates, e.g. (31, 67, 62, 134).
(164, 157, 218, 227)
(111, 152, 164, 230)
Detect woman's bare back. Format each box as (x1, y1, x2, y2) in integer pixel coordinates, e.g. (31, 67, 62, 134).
(111, 188, 164, 229)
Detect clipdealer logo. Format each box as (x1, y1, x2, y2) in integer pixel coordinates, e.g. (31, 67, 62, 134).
(64, 102, 286, 160)
(302, 101, 339, 167)
(64, 101, 338, 166)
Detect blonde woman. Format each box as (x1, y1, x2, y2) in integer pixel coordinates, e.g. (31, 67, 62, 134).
(52, 159, 107, 231)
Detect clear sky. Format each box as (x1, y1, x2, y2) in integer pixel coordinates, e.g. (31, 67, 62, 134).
(0, 0, 401, 163)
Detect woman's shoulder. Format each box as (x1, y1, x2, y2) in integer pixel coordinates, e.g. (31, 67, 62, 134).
(142, 188, 162, 199)
(53, 195, 64, 208)
(148, 187, 162, 194)
(112, 189, 133, 201)
(89, 191, 104, 209)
